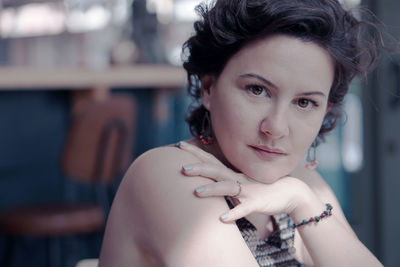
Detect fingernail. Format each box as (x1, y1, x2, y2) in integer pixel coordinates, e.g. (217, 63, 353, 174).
(182, 165, 192, 171)
(195, 186, 205, 194)
(174, 142, 180, 147)
(220, 213, 229, 220)
(180, 141, 189, 147)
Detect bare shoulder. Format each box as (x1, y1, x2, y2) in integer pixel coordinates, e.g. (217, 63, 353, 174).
(101, 146, 258, 267)
(125, 146, 203, 188)
(121, 146, 219, 211)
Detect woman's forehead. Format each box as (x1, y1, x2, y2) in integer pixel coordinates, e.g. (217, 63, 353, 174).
(223, 35, 335, 92)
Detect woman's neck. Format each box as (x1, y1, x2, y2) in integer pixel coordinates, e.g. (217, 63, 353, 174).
(188, 138, 239, 172)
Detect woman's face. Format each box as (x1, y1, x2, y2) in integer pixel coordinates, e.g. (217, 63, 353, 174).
(201, 35, 334, 183)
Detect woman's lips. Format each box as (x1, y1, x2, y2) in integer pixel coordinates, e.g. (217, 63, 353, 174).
(249, 145, 287, 160)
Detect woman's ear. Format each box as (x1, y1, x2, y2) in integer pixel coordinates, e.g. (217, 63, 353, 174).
(200, 75, 216, 110)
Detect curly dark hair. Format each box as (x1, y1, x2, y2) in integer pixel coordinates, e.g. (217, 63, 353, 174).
(183, 0, 380, 146)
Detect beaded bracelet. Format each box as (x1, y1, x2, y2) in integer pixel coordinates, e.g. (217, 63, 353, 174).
(294, 203, 333, 228)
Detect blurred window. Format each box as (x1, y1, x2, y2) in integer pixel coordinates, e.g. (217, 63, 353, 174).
(0, 0, 130, 38)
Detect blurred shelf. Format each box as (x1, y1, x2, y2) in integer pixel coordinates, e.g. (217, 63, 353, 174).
(0, 65, 187, 90)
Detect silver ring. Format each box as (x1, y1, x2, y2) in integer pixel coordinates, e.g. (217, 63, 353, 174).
(232, 181, 242, 198)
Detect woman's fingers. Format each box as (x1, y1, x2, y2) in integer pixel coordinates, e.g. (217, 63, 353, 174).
(177, 141, 224, 166)
(176, 141, 263, 222)
(194, 180, 241, 198)
(220, 204, 252, 222)
(182, 162, 236, 182)
(193, 181, 252, 222)
(195, 181, 253, 222)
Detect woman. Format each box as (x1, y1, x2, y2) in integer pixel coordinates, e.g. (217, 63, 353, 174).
(99, 0, 383, 266)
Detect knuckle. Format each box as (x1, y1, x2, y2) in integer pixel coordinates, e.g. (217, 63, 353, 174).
(195, 162, 204, 169)
(194, 162, 207, 172)
(210, 165, 222, 175)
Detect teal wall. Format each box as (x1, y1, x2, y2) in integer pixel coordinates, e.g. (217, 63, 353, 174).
(0, 88, 190, 267)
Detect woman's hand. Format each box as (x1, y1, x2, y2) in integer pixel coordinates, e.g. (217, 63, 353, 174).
(177, 141, 316, 223)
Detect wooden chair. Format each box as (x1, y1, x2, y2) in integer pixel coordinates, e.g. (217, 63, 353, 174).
(0, 94, 137, 267)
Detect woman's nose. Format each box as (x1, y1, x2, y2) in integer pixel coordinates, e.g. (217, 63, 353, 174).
(259, 109, 289, 138)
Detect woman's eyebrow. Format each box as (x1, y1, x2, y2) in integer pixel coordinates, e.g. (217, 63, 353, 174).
(239, 73, 279, 90)
(240, 73, 327, 97)
(296, 91, 327, 97)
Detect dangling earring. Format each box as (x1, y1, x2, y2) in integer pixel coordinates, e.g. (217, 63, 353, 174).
(305, 141, 319, 170)
(199, 110, 215, 145)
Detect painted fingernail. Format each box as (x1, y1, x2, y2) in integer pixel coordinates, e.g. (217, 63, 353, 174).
(182, 165, 192, 171)
(195, 186, 205, 194)
(180, 141, 189, 147)
(220, 213, 229, 220)
(174, 142, 180, 147)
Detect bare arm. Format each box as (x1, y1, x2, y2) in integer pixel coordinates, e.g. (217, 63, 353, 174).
(290, 167, 382, 267)
(99, 147, 259, 267)
(177, 142, 382, 267)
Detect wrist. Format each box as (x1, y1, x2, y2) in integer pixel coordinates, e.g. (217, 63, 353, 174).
(294, 203, 333, 227)
(289, 181, 326, 225)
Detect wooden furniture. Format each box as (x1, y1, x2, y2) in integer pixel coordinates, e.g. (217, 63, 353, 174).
(0, 65, 186, 90)
(0, 64, 186, 128)
(0, 94, 137, 267)
(0, 64, 186, 123)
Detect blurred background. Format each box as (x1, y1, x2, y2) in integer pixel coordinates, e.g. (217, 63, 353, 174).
(0, 0, 398, 266)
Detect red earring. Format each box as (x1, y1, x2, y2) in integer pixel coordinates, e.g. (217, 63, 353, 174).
(199, 135, 215, 145)
(199, 110, 215, 145)
(305, 142, 318, 170)
(305, 160, 319, 170)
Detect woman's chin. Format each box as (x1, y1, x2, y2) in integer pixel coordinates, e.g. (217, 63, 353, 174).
(242, 168, 287, 184)
(226, 154, 294, 184)
(249, 175, 282, 184)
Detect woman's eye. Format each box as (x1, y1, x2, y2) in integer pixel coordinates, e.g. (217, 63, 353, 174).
(297, 98, 317, 109)
(247, 85, 268, 96)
